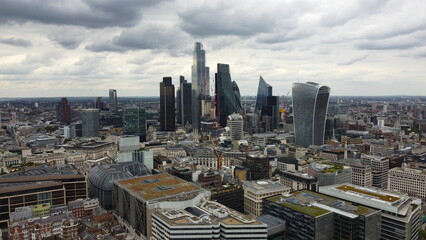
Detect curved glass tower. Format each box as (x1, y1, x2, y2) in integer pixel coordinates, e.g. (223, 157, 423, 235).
(215, 64, 238, 127)
(255, 76, 272, 111)
(292, 82, 330, 147)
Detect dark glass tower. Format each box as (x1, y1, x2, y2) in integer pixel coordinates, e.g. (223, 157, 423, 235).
(261, 96, 279, 130)
(57, 97, 71, 124)
(124, 107, 146, 141)
(191, 42, 209, 137)
(109, 89, 117, 111)
(81, 109, 100, 137)
(176, 76, 192, 125)
(255, 76, 272, 111)
(160, 77, 175, 131)
(215, 64, 238, 127)
(292, 82, 331, 147)
(232, 81, 242, 111)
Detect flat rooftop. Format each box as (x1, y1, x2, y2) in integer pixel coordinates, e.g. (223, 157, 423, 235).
(0, 165, 84, 183)
(116, 173, 203, 201)
(153, 201, 263, 226)
(244, 180, 290, 195)
(266, 190, 376, 218)
(319, 184, 412, 214)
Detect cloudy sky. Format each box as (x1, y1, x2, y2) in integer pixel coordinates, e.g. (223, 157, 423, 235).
(0, 0, 425, 97)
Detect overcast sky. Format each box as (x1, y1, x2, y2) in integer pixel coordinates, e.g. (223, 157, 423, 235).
(0, 0, 425, 97)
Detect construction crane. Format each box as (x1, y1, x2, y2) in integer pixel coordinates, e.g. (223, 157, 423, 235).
(203, 138, 224, 170)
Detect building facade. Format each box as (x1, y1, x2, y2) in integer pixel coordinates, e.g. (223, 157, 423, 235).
(109, 89, 117, 111)
(80, 109, 100, 137)
(292, 82, 330, 147)
(159, 77, 175, 132)
(255, 76, 272, 112)
(124, 107, 146, 141)
(215, 63, 238, 127)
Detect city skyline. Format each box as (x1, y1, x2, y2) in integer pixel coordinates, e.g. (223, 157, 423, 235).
(0, 0, 425, 98)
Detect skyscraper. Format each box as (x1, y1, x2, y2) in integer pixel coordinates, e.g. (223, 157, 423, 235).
(292, 82, 331, 147)
(261, 96, 280, 130)
(176, 76, 192, 125)
(255, 76, 272, 111)
(57, 97, 71, 124)
(80, 109, 100, 137)
(232, 81, 242, 111)
(160, 77, 175, 131)
(109, 89, 117, 111)
(124, 107, 146, 141)
(215, 63, 238, 127)
(191, 42, 210, 137)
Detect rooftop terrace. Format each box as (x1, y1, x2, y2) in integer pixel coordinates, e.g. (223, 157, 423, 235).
(336, 185, 400, 202)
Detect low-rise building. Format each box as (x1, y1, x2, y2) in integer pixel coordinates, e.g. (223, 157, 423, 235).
(308, 162, 352, 186)
(243, 180, 290, 217)
(388, 166, 426, 202)
(279, 170, 318, 192)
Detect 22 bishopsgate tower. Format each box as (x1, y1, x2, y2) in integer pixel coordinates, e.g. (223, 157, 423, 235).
(292, 82, 331, 147)
(191, 42, 210, 138)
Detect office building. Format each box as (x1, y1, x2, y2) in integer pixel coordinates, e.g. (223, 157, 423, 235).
(211, 186, 245, 213)
(255, 76, 272, 112)
(263, 190, 381, 240)
(192, 42, 210, 137)
(57, 97, 71, 124)
(151, 200, 267, 240)
(308, 162, 352, 186)
(388, 165, 426, 201)
(261, 96, 280, 130)
(124, 107, 146, 141)
(243, 180, 290, 217)
(320, 184, 421, 240)
(160, 77, 175, 131)
(279, 170, 318, 192)
(176, 76, 192, 125)
(113, 173, 210, 239)
(244, 154, 272, 180)
(232, 81, 242, 110)
(334, 158, 373, 187)
(116, 135, 140, 163)
(93, 97, 105, 110)
(80, 109, 100, 137)
(227, 113, 243, 141)
(0, 165, 87, 228)
(360, 155, 389, 189)
(109, 89, 117, 111)
(292, 82, 331, 147)
(215, 63, 239, 127)
(88, 161, 150, 209)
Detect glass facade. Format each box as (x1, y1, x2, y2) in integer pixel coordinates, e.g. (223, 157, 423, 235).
(232, 81, 242, 111)
(191, 42, 209, 136)
(255, 76, 272, 111)
(177, 76, 192, 125)
(159, 77, 175, 131)
(80, 109, 100, 137)
(109, 89, 117, 111)
(215, 63, 238, 127)
(292, 82, 330, 147)
(124, 107, 146, 141)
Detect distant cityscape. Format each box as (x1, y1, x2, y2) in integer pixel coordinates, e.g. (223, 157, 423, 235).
(0, 41, 425, 240)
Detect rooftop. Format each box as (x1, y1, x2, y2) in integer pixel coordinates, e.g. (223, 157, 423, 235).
(244, 180, 290, 195)
(266, 190, 376, 218)
(335, 185, 400, 202)
(115, 173, 203, 201)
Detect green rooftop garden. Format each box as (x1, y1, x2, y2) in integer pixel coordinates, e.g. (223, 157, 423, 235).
(267, 195, 330, 217)
(319, 162, 344, 173)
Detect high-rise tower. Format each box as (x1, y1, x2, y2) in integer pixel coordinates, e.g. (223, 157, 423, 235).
(292, 82, 330, 147)
(215, 64, 238, 127)
(191, 42, 210, 137)
(80, 109, 100, 137)
(255, 76, 272, 111)
(160, 77, 175, 132)
(176, 76, 192, 125)
(124, 107, 146, 142)
(109, 89, 117, 111)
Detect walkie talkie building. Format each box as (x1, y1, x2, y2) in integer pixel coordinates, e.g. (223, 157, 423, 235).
(292, 82, 330, 147)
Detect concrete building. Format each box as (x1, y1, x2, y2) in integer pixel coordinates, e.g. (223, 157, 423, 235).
(151, 200, 267, 240)
(227, 113, 243, 141)
(263, 190, 381, 240)
(320, 184, 421, 240)
(244, 154, 272, 180)
(80, 109, 100, 137)
(333, 158, 373, 187)
(113, 173, 210, 239)
(308, 162, 352, 186)
(279, 170, 318, 192)
(109, 89, 117, 111)
(360, 155, 389, 189)
(388, 166, 426, 202)
(243, 180, 290, 217)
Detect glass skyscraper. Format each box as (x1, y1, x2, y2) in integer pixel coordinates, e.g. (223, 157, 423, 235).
(232, 81, 242, 110)
(215, 64, 238, 127)
(124, 107, 146, 141)
(292, 82, 331, 147)
(80, 109, 100, 137)
(109, 89, 117, 111)
(255, 76, 273, 111)
(160, 77, 175, 132)
(176, 76, 192, 125)
(191, 42, 210, 137)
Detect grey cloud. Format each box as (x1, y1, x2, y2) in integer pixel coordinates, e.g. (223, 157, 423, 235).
(338, 54, 369, 65)
(0, 0, 169, 28)
(256, 28, 314, 44)
(48, 30, 86, 49)
(356, 39, 420, 50)
(0, 37, 32, 47)
(177, 1, 276, 37)
(86, 23, 189, 54)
